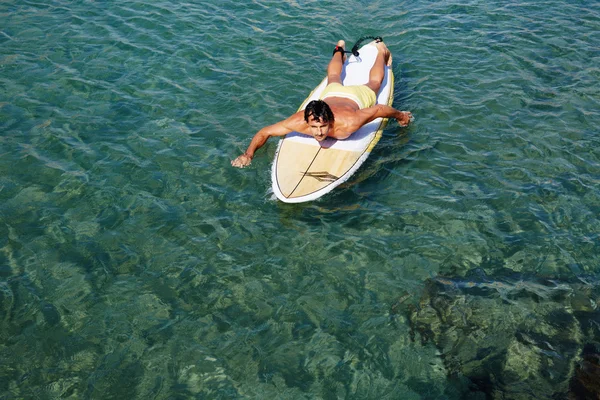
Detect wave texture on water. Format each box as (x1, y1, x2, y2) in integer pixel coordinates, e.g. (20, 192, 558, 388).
(1, 0, 599, 398)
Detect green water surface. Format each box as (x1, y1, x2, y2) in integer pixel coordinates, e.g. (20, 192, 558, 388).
(1, 0, 599, 399)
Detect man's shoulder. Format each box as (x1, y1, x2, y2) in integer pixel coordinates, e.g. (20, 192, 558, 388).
(335, 105, 373, 121)
(280, 111, 309, 132)
(333, 106, 380, 135)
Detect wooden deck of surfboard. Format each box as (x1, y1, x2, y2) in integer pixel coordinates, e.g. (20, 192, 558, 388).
(271, 43, 394, 203)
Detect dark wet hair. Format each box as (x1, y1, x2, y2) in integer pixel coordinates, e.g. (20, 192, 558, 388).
(304, 100, 334, 124)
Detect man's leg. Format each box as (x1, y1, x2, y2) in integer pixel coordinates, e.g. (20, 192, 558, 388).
(326, 40, 346, 85)
(365, 41, 391, 94)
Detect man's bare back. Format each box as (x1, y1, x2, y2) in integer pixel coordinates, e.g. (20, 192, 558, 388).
(231, 39, 412, 168)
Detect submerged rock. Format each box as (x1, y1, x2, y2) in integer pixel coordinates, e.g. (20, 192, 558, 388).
(408, 275, 599, 399)
(568, 344, 600, 400)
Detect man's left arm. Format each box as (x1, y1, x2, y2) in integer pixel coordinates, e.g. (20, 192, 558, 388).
(358, 105, 412, 128)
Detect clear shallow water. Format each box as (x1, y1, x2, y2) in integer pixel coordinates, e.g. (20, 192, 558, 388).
(1, 0, 599, 399)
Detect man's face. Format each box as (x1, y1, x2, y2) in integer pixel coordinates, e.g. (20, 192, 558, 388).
(308, 116, 331, 142)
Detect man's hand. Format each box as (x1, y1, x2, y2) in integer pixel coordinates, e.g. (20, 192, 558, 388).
(231, 153, 253, 168)
(397, 111, 413, 127)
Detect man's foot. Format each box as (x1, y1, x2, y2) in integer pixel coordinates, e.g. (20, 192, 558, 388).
(333, 40, 346, 63)
(375, 40, 392, 66)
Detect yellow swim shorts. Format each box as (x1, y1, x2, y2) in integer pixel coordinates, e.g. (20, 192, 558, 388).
(319, 82, 377, 109)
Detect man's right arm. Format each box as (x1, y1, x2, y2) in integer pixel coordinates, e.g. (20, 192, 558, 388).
(231, 113, 303, 168)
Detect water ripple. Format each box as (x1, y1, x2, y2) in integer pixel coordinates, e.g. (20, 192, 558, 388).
(1, 0, 600, 398)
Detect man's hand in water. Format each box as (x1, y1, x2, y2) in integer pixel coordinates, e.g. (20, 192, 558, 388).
(397, 111, 413, 127)
(231, 153, 252, 168)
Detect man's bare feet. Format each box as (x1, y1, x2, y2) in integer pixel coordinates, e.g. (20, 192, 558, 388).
(375, 41, 392, 66)
(336, 40, 347, 63)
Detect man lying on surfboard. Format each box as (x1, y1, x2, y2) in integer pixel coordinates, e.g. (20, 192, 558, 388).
(231, 39, 412, 168)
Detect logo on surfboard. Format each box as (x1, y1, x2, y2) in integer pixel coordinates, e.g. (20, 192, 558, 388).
(303, 171, 339, 182)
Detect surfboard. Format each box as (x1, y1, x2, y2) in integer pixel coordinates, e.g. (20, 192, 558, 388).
(271, 41, 394, 203)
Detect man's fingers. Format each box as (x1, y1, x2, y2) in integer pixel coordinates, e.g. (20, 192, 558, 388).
(399, 111, 413, 126)
(231, 155, 251, 168)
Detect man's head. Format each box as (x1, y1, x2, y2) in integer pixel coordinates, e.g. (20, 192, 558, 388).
(304, 100, 334, 141)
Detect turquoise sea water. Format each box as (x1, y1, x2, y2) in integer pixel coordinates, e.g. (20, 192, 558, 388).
(1, 0, 599, 398)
